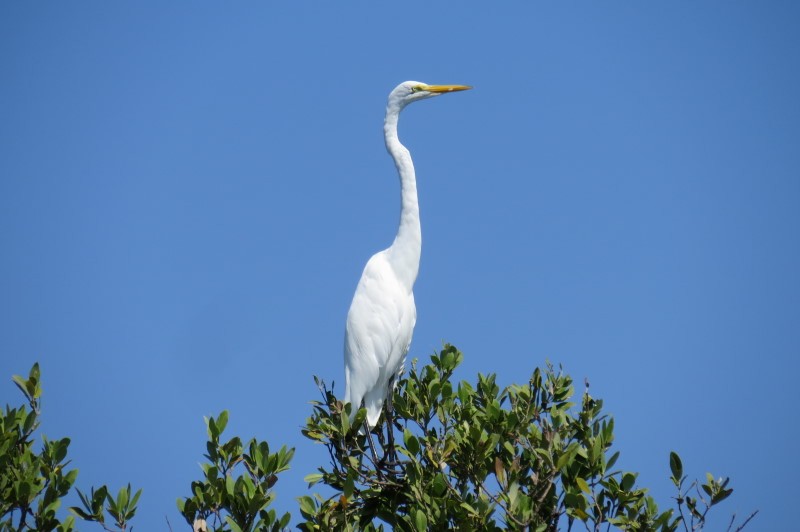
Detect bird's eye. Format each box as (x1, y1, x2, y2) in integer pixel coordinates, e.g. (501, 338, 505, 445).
(410, 85, 424, 93)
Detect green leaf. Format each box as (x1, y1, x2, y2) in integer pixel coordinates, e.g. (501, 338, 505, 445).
(713, 488, 733, 505)
(303, 473, 323, 487)
(116, 485, 129, 511)
(621, 472, 636, 492)
(576, 477, 591, 494)
(297, 495, 317, 518)
(206, 416, 218, 440)
(30, 362, 41, 384)
(54, 438, 70, 464)
(494, 456, 506, 487)
(568, 507, 590, 520)
(556, 443, 579, 470)
(414, 509, 428, 530)
(12, 374, 30, 400)
(607, 451, 620, 470)
(225, 515, 244, 532)
(458, 382, 474, 404)
(460, 502, 479, 517)
(217, 410, 229, 435)
(669, 451, 683, 481)
(403, 428, 420, 456)
(226, 475, 235, 497)
(442, 349, 456, 370)
(564, 492, 587, 511)
(343, 468, 356, 499)
(63, 468, 79, 488)
(92, 486, 108, 514)
(128, 488, 142, 516)
(432, 473, 447, 497)
(69, 506, 94, 521)
(23, 409, 38, 435)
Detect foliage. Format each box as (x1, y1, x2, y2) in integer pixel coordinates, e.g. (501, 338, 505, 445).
(300, 344, 754, 531)
(71, 484, 142, 531)
(0, 363, 140, 531)
(176, 410, 294, 532)
(0, 363, 76, 531)
(3, 350, 755, 531)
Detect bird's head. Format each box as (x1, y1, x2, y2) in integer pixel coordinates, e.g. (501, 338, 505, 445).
(388, 81, 472, 111)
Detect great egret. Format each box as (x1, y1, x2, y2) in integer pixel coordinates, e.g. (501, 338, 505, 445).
(343, 81, 471, 430)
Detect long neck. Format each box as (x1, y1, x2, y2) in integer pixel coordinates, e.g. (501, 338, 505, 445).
(384, 105, 421, 291)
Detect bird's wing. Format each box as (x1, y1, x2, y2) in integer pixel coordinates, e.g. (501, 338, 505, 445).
(387, 291, 415, 383)
(344, 251, 415, 422)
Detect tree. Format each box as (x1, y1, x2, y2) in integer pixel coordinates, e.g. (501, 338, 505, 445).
(299, 345, 756, 531)
(0, 363, 140, 531)
(2, 348, 756, 530)
(175, 410, 293, 531)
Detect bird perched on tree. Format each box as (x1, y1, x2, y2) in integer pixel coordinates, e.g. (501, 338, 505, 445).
(343, 81, 471, 432)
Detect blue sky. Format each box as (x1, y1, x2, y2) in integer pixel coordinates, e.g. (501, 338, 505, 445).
(1, 2, 798, 530)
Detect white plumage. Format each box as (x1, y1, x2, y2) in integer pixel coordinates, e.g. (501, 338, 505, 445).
(343, 81, 471, 427)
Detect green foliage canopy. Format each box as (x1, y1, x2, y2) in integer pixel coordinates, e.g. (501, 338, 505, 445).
(1, 348, 755, 531)
(299, 345, 752, 531)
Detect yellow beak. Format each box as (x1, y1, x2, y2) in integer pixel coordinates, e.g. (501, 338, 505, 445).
(422, 84, 473, 93)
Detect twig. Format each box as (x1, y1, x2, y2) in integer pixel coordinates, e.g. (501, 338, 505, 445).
(727, 510, 759, 532)
(474, 481, 528, 528)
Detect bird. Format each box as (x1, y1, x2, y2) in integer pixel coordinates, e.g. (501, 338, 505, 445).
(343, 81, 471, 431)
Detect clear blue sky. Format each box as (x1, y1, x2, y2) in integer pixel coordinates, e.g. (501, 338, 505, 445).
(1, 2, 798, 530)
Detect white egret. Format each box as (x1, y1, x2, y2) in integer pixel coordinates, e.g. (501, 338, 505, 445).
(343, 81, 471, 430)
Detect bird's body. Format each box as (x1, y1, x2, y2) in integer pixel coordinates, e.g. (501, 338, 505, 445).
(344, 81, 470, 428)
(344, 249, 417, 427)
